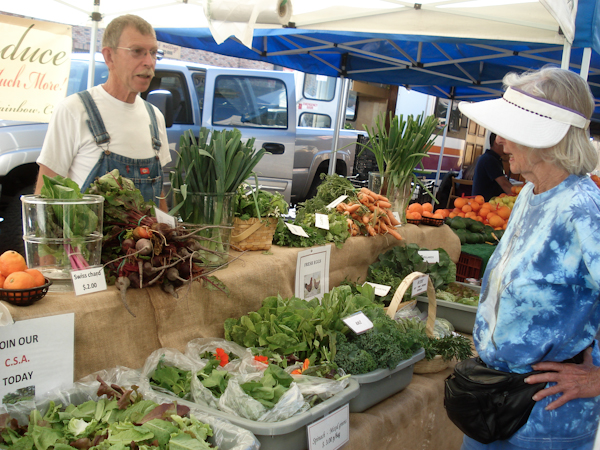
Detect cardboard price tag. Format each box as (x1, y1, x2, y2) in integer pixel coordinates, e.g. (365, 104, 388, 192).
(342, 311, 373, 334)
(315, 213, 330, 230)
(285, 222, 310, 237)
(155, 208, 177, 228)
(411, 274, 429, 297)
(71, 266, 108, 296)
(418, 250, 440, 264)
(364, 282, 392, 297)
(326, 195, 348, 209)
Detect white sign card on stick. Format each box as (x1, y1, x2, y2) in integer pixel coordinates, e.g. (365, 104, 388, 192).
(326, 195, 348, 209)
(155, 208, 177, 228)
(307, 404, 350, 450)
(342, 311, 373, 334)
(295, 246, 331, 301)
(315, 213, 330, 230)
(285, 222, 310, 238)
(0, 313, 74, 406)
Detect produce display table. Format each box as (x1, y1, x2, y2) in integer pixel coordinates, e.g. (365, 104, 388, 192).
(2, 224, 462, 450)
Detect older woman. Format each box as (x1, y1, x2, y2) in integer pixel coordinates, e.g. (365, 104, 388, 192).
(457, 66, 600, 450)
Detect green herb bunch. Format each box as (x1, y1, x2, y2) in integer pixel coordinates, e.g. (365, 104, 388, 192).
(235, 182, 289, 220)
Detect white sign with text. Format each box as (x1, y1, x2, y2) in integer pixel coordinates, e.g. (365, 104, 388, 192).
(307, 404, 350, 450)
(315, 213, 330, 230)
(364, 282, 392, 297)
(342, 311, 373, 334)
(295, 246, 331, 301)
(412, 274, 429, 297)
(71, 266, 108, 296)
(418, 250, 440, 264)
(0, 313, 74, 406)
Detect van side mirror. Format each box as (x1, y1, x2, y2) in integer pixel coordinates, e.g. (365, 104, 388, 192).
(146, 89, 174, 128)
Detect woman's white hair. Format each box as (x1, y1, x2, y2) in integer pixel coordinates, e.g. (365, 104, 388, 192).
(503, 66, 598, 175)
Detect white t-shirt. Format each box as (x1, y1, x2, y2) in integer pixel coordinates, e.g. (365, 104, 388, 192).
(38, 85, 172, 187)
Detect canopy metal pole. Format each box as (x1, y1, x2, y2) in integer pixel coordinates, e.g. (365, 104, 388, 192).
(87, 0, 101, 89)
(580, 47, 592, 80)
(328, 77, 351, 175)
(434, 96, 453, 187)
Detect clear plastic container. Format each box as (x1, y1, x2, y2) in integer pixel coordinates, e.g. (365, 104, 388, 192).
(21, 194, 104, 292)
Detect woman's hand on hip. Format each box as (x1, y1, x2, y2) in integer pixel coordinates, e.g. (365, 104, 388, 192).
(524, 347, 600, 410)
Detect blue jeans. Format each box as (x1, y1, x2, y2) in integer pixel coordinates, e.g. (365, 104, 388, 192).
(461, 436, 594, 450)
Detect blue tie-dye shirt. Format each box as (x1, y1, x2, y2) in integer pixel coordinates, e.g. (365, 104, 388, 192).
(474, 174, 600, 449)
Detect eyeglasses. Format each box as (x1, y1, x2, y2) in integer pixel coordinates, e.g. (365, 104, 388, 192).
(116, 47, 164, 61)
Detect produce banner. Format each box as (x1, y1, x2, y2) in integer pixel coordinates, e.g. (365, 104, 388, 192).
(0, 15, 71, 123)
(0, 313, 74, 406)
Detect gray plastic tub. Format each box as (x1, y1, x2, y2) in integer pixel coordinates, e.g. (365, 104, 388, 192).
(417, 282, 480, 333)
(177, 378, 360, 450)
(349, 348, 425, 413)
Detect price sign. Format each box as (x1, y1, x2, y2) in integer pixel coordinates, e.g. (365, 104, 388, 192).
(326, 195, 348, 209)
(418, 250, 440, 264)
(342, 311, 373, 334)
(307, 404, 350, 450)
(411, 274, 429, 297)
(392, 211, 401, 223)
(285, 222, 310, 237)
(364, 282, 392, 297)
(155, 208, 177, 228)
(71, 266, 108, 296)
(315, 213, 330, 230)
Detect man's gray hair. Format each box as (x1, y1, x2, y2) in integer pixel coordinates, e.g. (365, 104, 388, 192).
(102, 14, 156, 49)
(504, 66, 598, 175)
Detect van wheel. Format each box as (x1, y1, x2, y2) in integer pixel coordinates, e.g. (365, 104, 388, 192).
(0, 185, 34, 255)
(306, 172, 326, 200)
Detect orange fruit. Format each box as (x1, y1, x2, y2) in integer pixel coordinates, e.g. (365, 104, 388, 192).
(438, 209, 450, 218)
(408, 203, 424, 215)
(462, 204, 472, 213)
(0, 274, 5, 288)
(3, 272, 35, 291)
(497, 206, 511, 220)
(458, 212, 466, 218)
(449, 212, 458, 218)
(465, 211, 476, 219)
(488, 215, 505, 228)
(479, 207, 490, 219)
(0, 251, 28, 277)
(454, 198, 467, 209)
(474, 195, 485, 205)
(422, 203, 433, 213)
(25, 269, 45, 287)
(470, 202, 481, 212)
(482, 202, 493, 211)
(422, 211, 433, 218)
(432, 213, 444, 219)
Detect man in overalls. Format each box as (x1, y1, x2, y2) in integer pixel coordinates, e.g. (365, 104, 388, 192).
(35, 14, 171, 211)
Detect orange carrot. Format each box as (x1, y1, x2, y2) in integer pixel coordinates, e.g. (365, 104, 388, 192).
(346, 203, 361, 213)
(386, 209, 401, 226)
(379, 221, 389, 233)
(387, 228, 403, 240)
(376, 200, 392, 209)
(362, 214, 371, 224)
(366, 224, 377, 236)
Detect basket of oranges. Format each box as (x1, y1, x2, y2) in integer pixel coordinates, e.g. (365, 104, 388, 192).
(406, 202, 446, 226)
(0, 250, 52, 306)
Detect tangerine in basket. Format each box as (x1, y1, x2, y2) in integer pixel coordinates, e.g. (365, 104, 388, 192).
(25, 269, 46, 287)
(0, 250, 28, 277)
(0, 274, 5, 288)
(3, 272, 36, 297)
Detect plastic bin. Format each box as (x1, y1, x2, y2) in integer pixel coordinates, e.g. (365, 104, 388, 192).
(416, 282, 479, 333)
(349, 348, 425, 413)
(176, 378, 360, 450)
(456, 251, 483, 281)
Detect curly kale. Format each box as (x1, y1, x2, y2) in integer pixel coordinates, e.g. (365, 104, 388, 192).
(334, 341, 377, 374)
(334, 308, 424, 374)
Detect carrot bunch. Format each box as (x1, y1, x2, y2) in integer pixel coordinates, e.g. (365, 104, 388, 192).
(336, 187, 402, 240)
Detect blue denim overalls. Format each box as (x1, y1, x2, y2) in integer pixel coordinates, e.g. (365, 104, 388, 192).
(77, 90, 164, 205)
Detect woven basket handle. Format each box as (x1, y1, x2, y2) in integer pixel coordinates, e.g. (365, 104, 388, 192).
(231, 220, 264, 243)
(385, 271, 437, 337)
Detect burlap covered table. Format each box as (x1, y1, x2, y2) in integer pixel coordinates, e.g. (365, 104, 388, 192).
(3, 224, 464, 450)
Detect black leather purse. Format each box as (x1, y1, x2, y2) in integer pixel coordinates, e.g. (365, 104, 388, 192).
(444, 357, 547, 444)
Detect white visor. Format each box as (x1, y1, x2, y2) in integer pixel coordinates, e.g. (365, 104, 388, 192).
(458, 87, 590, 148)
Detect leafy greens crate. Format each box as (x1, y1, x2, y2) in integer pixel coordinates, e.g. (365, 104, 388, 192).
(176, 379, 360, 450)
(349, 348, 425, 413)
(417, 282, 481, 333)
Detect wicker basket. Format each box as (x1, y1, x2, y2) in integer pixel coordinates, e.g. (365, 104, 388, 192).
(230, 217, 278, 251)
(386, 271, 449, 374)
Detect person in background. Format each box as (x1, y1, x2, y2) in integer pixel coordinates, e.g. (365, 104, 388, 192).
(35, 14, 171, 211)
(458, 66, 600, 450)
(472, 132, 514, 201)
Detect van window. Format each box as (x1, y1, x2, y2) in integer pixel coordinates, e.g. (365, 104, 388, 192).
(144, 71, 193, 124)
(303, 74, 336, 102)
(213, 75, 287, 129)
(66, 60, 109, 96)
(192, 72, 205, 124)
(299, 113, 331, 128)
